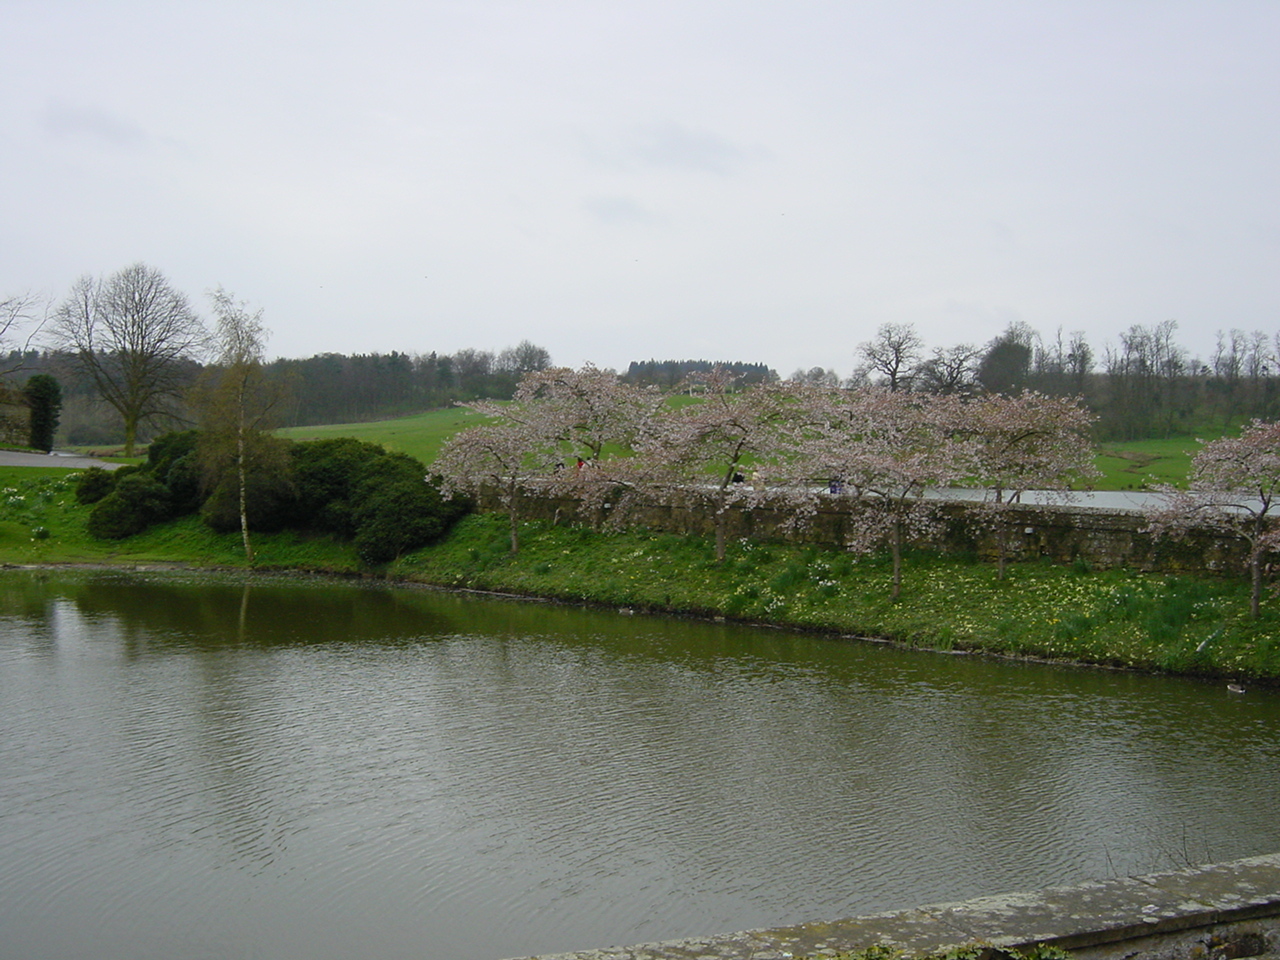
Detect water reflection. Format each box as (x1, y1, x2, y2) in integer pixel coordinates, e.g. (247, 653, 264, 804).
(0, 569, 1277, 960)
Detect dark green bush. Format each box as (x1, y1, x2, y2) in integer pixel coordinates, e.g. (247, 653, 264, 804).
(352, 473, 469, 564)
(146, 431, 199, 479)
(87, 474, 172, 539)
(163, 453, 203, 516)
(280, 439, 470, 564)
(75, 467, 119, 505)
(24, 374, 62, 453)
(199, 472, 296, 534)
(288, 438, 373, 536)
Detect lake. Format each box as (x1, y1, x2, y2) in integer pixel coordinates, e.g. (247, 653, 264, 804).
(1, 569, 1277, 960)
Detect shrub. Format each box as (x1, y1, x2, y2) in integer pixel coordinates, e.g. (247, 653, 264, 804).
(75, 467, 119, 505)
(199, 472, 296, 534)
(352, 473, 469, 564)
(87, 474, 172, 539)
(24, 374, 62, 453)
(146, 431, 199, 479)
(288, 438, 374, 536)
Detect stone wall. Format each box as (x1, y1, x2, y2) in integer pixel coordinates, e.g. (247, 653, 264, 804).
(482, 485, 1252, 577)
(502, 853, 1280, 960)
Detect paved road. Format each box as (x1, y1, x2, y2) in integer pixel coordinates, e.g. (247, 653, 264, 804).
(0, 450, 123, 470)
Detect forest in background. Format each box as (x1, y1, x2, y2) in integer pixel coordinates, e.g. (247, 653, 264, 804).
(4, 316, 1280, 450)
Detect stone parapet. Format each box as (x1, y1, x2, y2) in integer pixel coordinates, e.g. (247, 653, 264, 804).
(482, 485, 1249, 577)
(502, 853, 1280, 960)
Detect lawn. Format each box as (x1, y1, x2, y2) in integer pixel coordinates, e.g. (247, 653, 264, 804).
(274, 406, 489, 464)
(277, 406, 1210, 490)
(1093, 437, 1203, 490)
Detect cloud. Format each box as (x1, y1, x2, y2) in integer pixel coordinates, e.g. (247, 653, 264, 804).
(582, 196, 662, 226)
(580, 122, 763, 176)
(632, 122, 750, 175)
(40, 101, 149, 148)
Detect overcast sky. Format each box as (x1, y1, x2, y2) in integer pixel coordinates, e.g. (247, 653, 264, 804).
(3, 1, 1277, 376)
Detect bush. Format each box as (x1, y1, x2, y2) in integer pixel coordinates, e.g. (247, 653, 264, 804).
(24, 374, 62, 453)
(288, 438, 374, 536)
(199, 472, 296, 534)
(87, 474, 172, 539)
(146, 431, 199, 479)
(75, 467, 119, 505)
(283, 439, 470, 564)
(352, 473, 470, 564)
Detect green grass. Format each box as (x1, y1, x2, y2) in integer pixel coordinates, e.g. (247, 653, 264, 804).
(268, 407, 1208, 487)
(0, 466, 359, 571)
(5, 457, 1276, 681)
(393, 513, 1280, 680)
(1093, 437, 1203, 490)
(274, 406, 489, 464)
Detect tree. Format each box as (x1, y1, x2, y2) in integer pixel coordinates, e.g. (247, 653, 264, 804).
(434, 420, 558, 553)
(24, 374, 62, 452)
(191, 287, 288, 563)
(495, 340, 553, 377)
(0, 293, 48, 377)
(966, 391, 1099, 578)
(511, 365, 665, 525)
(639, 370, 798, 561)
(914, 343, 981, 395)
(977, 322, 1036, 395)
(785, 389, 974, 599)
(50, 264, 208, 455)
(1146, 420, 1280, 618)
(856, 323, 923, 392)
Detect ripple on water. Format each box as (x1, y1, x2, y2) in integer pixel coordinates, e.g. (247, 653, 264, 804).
(1, 573, 1279, 960)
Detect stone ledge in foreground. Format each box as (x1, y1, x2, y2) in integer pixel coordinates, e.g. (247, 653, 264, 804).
(503, 853, 1280, 960)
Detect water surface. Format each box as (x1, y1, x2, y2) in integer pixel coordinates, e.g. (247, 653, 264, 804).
(1, 570, 1277, 960)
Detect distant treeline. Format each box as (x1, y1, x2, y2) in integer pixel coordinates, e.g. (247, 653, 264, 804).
(622, 359, 777, 389)
(9, 315, 1280, 448)
(6, 345, 782, 446)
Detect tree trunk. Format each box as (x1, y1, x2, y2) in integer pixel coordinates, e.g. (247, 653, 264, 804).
(236, 383, 254, 564)
(238, 432, 252, 564)
(507, 483, 520, 553)
(890, 518, 903, 601)
(1251, 554, 1262, 619)
(997, 524, 1007, 580)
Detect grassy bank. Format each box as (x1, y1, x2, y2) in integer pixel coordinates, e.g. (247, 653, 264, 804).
(3, 465, 1276, 681)
(391, 513, 1279, 680)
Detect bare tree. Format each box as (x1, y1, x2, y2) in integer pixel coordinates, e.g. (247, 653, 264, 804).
(0, 292, 50, 377)
(495, 340, 553, 377)
(915, 343, 981, 395)
(50, 264, 208, 455)
(856, 323, 923, 392)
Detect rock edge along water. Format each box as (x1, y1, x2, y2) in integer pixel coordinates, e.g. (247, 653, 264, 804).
(503, 853, 1280, 960)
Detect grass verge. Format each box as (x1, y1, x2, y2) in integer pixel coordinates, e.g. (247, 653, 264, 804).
(3, 466, 1276, 681)
(392, 513, 1280, 681)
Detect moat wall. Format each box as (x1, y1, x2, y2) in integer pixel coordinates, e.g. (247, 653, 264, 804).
(484, 485, 1249, 577)
(503, 853, 1280, 960)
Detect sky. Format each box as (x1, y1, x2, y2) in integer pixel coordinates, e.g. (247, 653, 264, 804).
(2, 1, 1278, 378)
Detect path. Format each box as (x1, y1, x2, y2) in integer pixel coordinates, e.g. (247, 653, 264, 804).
(0, 450, 123, 470)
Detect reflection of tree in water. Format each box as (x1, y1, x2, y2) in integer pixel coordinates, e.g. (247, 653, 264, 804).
(65, 573, 467, 651)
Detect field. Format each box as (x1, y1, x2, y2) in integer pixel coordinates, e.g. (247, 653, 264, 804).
(1093, 437, 1202, 490)
(280, 407, 1206, 490)
(274, 406, 488, 464)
